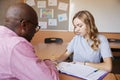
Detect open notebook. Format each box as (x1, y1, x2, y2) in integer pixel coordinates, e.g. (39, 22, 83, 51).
(57, 62, 108, 80)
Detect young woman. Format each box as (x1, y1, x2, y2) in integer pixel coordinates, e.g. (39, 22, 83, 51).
(57, 10, 112, 72)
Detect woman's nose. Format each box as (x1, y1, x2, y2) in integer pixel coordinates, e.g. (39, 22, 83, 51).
(75, 27, 80, 32)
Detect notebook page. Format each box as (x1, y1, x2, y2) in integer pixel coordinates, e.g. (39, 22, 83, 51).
(86, 70, 108, 80)
(57, 62, 108, 80)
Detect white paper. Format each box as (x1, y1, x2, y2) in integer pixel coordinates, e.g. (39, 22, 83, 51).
(48, 0, 57, 6)
(57, 62, 108, 80)
(25, 0, 35, 6)
(58, 13, 67, 22)
(48, 19, 57, 26)
(39, 21, 47, 29)
(58, 2, 68, 11)
(37, 1, 46, 8)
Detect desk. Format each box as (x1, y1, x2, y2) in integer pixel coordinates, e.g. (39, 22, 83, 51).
(34, 43, 67, 60)
(34, 43, 120, 80)
(59, 73, 118, 80)
(109, 42, 120, 56)
(110, 42, 120, 49)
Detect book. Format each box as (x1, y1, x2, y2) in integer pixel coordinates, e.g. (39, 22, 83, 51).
(57, 62, 108, 80)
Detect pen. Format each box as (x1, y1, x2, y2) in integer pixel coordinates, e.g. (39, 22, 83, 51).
(94, 69, 99, 72)
(86, 69, 99, 77)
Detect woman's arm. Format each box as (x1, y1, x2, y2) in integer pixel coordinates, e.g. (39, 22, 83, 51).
(85, 57, 112, 72)
(56, 51, 72, 63)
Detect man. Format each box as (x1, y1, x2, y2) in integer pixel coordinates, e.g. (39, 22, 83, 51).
(0, 3, 59, 80)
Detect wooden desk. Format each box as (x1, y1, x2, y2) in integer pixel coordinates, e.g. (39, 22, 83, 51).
(59, 73, 118, 80)
(34, 43, 120, 80)
(109, 42, 120, 56)
(34, 43, 67, 60)
(110, 42, 120, 49)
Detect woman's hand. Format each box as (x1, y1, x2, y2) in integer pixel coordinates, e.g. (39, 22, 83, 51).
(71, 61, 84, 65)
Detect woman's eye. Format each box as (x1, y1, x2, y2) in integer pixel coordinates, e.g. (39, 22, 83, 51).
(79, 25, 82, 28)
(74, 26, 77, 28)
(76, 24, 82, 28)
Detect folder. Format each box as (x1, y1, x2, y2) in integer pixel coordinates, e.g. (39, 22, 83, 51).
(57, 62, 108, 80)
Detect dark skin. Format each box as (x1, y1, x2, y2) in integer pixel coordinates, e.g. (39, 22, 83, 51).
(4, 3, 38, 42)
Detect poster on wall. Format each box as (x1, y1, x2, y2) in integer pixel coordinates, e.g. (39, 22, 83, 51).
(58, 13, 67, 22)
(48, 0, 57, 6)
(40, 8, 54, 18)
(39, 21, 47, 29)
(48, 19, 57, 26)
(37, 1, 46, 8)
(25, 0, 35, 6)
(58, 2, 68, 11)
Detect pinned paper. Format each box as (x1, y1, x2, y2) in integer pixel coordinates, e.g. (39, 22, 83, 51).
(58, 13, 67, 22)
(39, 21, 47, 29)
(40, 9, 54, 18)
(25, 0, 35, 6)
(48, 19, 57, 26)
(58, 2, 68, 11)
(48, 0, 57, 6)
(37, 1, 46, 8)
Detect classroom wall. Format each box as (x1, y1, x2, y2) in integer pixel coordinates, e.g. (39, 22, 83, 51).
(0, 0, 120, 33)
(69, 0, 120, 33)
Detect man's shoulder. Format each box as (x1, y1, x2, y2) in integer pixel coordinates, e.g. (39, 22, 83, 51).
(8, 36, 31, 48)
(12, 36, 27, 42)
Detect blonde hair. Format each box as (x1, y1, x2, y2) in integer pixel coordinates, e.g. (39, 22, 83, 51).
(72, 10, 100, 50)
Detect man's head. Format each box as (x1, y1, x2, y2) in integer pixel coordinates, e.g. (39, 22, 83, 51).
(4, 3, 39, 42)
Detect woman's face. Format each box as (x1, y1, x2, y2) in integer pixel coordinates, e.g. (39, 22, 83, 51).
(73, 17, 88, 37)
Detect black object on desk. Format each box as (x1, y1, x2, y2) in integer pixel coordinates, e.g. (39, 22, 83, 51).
(44, 38, 63, 43)
(108, 39, 120, 43)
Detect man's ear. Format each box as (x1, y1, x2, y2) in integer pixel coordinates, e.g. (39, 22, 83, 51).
(20, 20, 27, 27)
(20, 20, 28, 32)
(17, 20, 27, 36)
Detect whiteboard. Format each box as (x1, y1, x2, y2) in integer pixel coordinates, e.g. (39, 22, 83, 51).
(69, 0, 120, 33)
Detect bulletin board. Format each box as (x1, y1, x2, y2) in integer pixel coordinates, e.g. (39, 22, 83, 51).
(24, 0, 69, 30)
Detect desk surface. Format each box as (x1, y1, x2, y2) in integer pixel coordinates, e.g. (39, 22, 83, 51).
(110, 42, 120, 49)
(59, 73, 118, 80)
(34, 43, 67, 60)
(34, 43, 119, 80)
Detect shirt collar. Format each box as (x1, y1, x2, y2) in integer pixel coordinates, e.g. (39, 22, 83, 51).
(0, 25, 18, 37)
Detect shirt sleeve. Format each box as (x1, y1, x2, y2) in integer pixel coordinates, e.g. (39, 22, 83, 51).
(99, 35, 113, 58)
(10, 41, 59, 80)
(67, 36, 76, 53)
